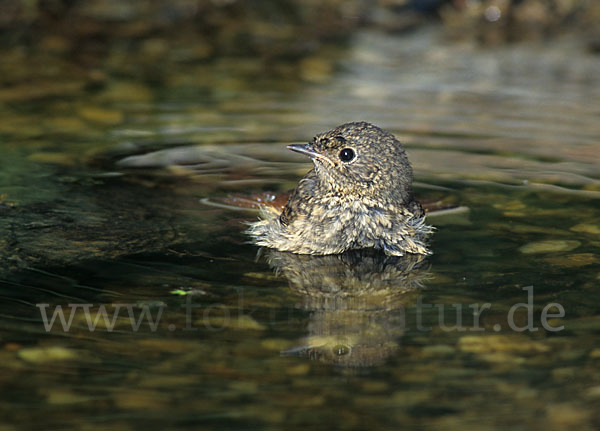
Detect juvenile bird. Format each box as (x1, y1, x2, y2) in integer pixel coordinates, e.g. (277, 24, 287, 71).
(247, 122, 433, 256)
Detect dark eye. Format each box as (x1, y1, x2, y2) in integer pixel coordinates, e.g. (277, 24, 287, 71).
(339, 148, 355, 162)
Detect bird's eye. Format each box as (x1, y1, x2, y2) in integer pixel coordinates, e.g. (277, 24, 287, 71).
(332, 344, 350, 356)
(339, 148, 355, 163)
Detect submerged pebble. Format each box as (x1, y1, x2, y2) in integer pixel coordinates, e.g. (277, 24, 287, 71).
(422, 344, 456, 357)
(570, 223, 600, 235)
(261, 338, 294, 351)
(286, 363, 310, 376)
(299, 57, 333, 83)
(28, 152, 77, 166)
(544, 253, 598, 267)
(519, 240, 580, 254)
(18, 346, 79, 363)
(458, 335, 550, 354)
(46, 390, 91, 405)
(199, 314, 266, 331)
(545, 403, 592, 429)
(493, 200, 526, 210)
(79, 106, 124, 125)
(585, 386, 600, 398)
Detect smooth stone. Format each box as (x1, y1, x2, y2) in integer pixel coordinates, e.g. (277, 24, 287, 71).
(493, 200, 526, 210)
(588, 348, 600, 358)
(545, 403, 591, 428)
(260, 338, 294, 351)
(199, 314, 266, 331)
(0, 81, 83, 103)
(46, 390, 91, 405)
(458, 335, 550, 354)
(544, 253, 598, 267)
(478, 352, 526, 364)
(570, 223, 600, 235)
(28, 152, 77, 166)
(422, 344, 456, 357)
(96, 82, 153, 103)
(229, 381, 259, 394)
(18, 346, 79, 363)
(286, 363, 310, 376)
(585, 386, 600, 398)
(79, 106, 124, 125)
(519, 240, 580, 254)
(299, 57, 333, 83)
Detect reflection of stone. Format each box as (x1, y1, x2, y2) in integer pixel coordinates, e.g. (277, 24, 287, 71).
(266, 249, 429, 368)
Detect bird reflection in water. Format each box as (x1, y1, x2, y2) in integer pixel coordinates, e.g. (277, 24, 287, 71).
(264, 249, 429, 369)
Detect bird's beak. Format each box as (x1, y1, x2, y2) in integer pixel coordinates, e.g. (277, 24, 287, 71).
(287, 143, 320, 159)
(287, 143, 334, 167)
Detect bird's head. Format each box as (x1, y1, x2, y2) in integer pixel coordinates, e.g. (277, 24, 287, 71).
(288, 122, 415, 204)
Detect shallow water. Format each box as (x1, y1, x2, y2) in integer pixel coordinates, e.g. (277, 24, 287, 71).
(1, 27, 599, 430)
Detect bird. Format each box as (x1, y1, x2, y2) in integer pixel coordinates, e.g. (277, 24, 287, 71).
(247, 122, 433, 256)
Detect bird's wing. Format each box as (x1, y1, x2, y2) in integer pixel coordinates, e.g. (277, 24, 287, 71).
(279, 169, 318, 226)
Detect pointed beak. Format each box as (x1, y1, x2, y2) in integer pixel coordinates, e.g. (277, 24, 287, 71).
(287, 143, 320, 159)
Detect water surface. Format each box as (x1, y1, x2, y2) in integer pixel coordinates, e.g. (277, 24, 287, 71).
(1, 27, 599, 430)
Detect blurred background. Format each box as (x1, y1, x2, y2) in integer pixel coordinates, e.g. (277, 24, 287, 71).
(1, 0, 599, 148)
(1, 0, 599, 110)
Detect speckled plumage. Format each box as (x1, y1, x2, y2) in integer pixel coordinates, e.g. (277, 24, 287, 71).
(247, 122, 433, 256)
